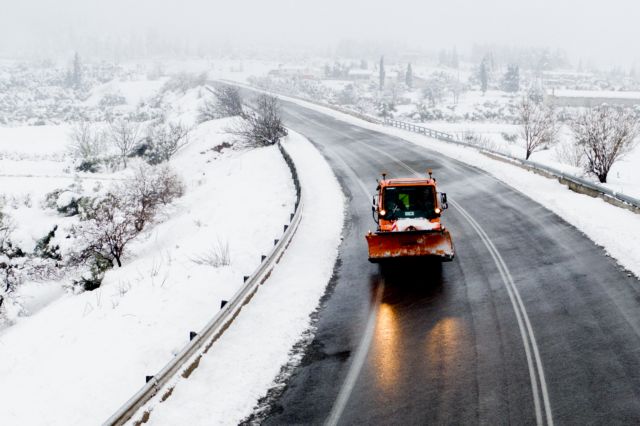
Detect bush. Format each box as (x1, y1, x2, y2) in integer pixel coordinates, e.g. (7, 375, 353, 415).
(33, 225, 62, 261)
(74, 165, 184, 267)
(99, 93, 126, 108)
(76, 159, 102, 173)
(199, 86, 244, 122)
(74, 255, 111, 291)
(142, 121, 191, 164)
(190, 240, 231, 268)
(0, 212, 25, 313)
(229, 94, 287, 147)
(68, 120, 107, 173)
(162, 72, 207, 94)
(501, 132, 518, 143)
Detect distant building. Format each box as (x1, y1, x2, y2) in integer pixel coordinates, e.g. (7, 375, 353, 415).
(268, 65, 322, 80)
(347, 69, 374, 80)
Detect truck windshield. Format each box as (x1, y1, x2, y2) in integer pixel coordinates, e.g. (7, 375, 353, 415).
(383, 186, 436, 219)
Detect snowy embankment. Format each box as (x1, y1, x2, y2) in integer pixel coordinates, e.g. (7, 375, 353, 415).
(422, 121, 640, 200)
(138, 130, 344, 425)
(248, 89, 640, 280)
(0, 117, 297, 424)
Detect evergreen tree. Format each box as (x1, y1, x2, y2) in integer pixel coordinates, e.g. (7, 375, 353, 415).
(360, 59, 368, 69)
(451, 46, 459, 68)
(502, 65, 520, 93)
(438, 49, 448, 66)
(72, 52, 83, 89)
(405, 63, 413, 89)
(479, 59, 488, 95)
(379, 56, 385, 91)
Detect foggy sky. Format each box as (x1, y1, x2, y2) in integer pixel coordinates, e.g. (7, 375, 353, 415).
(1, 0, 637, 66)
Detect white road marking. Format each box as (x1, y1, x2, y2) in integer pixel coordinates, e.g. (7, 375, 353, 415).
(289, 103, 553, 425)
(325, 281, 385, 426)
(359, 141, 554, 426)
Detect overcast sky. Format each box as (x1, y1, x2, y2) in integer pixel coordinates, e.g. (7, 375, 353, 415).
(1, 0, 637, 66)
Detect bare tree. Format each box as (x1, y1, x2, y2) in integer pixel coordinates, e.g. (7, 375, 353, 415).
(108, 118, 141, 169)
(518, 96, 558, 160)
(127, 164, 184, 230)
(199, 86, 244, 122)
(145, 121, 191, 164)
(571, 105, 639, 183)
(75, 193, 138, 268)
(68, 120, 106, 171)
(230, 94, 287, 147)
(75, 165, 184, 267)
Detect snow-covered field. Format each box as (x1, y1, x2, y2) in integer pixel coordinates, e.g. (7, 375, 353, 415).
(0, 74, 303, 424)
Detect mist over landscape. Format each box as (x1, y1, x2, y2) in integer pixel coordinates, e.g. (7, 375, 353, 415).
(1, 0, 639, 67)
(2, 2, 640, 426)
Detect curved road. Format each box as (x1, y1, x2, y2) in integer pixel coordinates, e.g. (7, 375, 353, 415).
(244, 96, 640, 425)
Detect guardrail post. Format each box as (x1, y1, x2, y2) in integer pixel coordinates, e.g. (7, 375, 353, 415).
(189, 331, 197, 341)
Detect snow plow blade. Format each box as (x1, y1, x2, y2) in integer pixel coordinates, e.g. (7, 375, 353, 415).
(366, 230, 455, 263)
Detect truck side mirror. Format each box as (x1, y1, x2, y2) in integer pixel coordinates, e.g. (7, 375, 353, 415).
(372, 195, 379, 223)
(440, 193, 448, 210)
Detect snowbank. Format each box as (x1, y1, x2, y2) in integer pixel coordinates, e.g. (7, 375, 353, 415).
(144, 131, 344, 425)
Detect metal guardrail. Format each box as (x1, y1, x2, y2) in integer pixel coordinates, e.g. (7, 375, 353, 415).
(104, 140, 304, 426)
(384, 118, 640, 214)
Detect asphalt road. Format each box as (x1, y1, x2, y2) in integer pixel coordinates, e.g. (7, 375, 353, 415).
(244, 97, 640, 425)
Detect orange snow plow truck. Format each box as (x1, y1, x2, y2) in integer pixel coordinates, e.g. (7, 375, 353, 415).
(366, 170, 454, 262)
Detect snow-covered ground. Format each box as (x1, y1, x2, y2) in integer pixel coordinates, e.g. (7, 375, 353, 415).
(0, 121, 296, 424)
(140, 130, 344, 425)
(422, 121, 640, 200)
(253, 90, 640, 281)
(0, 73, 305, 424)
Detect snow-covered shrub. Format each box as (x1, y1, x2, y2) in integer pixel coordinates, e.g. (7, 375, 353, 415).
(73, 256, 111, 292)
(45, 189, 92, 217)
(142, 121, 191, 165)
(126, 164, 184, 231)
(73, 165, 183, 271)
(107, 118, 142, 169)
(161, 72, 207, 94)
(501, 132, 518, 143)
(229, 94, 287, 147)
(33, 226, 62, 261)
(68, 121, 107, 173)
(555, 139, 585, 168)
(190, 240, 231, 268)
(0, 212, 26, 319)
(199, 86, 244, 122)
(98, 93, 126, 108)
